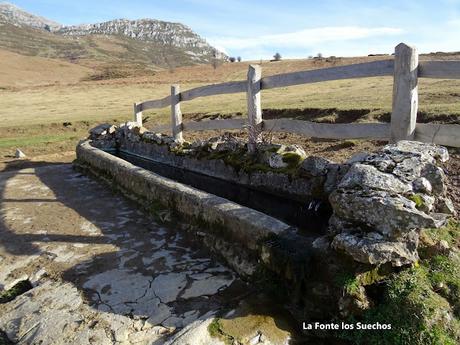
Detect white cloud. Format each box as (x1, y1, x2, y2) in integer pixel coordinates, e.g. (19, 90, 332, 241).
(208, 26, 403, 51)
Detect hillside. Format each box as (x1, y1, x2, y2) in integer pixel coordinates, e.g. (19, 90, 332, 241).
(0, 2, 226, 75)
(0, 49, 92, 87)
(0, 1, 60, 30)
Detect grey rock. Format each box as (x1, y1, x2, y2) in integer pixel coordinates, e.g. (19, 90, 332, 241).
(421, 164, 446, 195)
(143, 132, 164, 144)
(338, 163, 412, 194)
(284, 144, 307, 158)
(384, 140, 449, 163)
(268, 153, 288, 168)
(312, 236, 331, 250)
(346, 152, 369, 164)
(332, 230, 419, 266)
(437, 197, 456, 215)
(324, 163, 350, 195)
(362, 152, 396, 172)
(418, 194, 436, 213)
(300, 156, 332, 177)
(89, 123, 112, 136)
(329, 190, 437, 237)
(412, 177, 432, 194)
(15, 149, 26, 159)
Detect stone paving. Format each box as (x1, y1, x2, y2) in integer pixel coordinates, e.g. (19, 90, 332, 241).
(0, 164, 257, 344)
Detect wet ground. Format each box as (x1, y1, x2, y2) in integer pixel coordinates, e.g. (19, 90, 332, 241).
(0, 163, 296, 344)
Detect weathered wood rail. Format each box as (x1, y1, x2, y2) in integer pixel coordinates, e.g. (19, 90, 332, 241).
(133, 43, 460, 149)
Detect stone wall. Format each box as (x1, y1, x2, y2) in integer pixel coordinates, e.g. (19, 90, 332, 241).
(86, 122, 456, 268)
(80, 122, 457, 322)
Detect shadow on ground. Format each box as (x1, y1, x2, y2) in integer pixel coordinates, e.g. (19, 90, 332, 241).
(0, 160, 308, 344)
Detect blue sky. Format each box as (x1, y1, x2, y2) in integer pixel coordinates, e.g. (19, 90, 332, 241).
(6, 0, 460, 59)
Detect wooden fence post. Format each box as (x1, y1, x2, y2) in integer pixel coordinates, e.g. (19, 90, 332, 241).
(171, 85, 183, 142)
(133, 103, 142, 126)
(390, 43, 418, 143)
(247, 65, 262, 153)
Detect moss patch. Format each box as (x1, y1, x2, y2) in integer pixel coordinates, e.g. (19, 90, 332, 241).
(207, 301, 293, 345)
(339, 221, 460, 345)
(0, 280, 33, 304)
(409, 194, 425, 209)
(281, 152, 303, 168)
(208, 318, 235, 345)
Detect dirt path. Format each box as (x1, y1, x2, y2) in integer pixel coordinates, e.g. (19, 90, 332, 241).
(0, 163, 284, 344)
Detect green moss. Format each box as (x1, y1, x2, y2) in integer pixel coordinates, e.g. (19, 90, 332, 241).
(422, 220, 459, 248)
(281, 152, 303, 168)
(357, 264, 393, 286)
(208, 318, 234, 345)
(336, 272, 361, 296)
(408, 194, 424, 208)
(333, 221, 460, 345)
(0, 280, 33, 304)
(342, 265, 459, 345)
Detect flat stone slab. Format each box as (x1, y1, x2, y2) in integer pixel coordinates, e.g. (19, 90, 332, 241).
(0, 164, 254, 344)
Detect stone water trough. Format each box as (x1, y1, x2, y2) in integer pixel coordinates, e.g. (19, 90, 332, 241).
(76, 121, 456, 323)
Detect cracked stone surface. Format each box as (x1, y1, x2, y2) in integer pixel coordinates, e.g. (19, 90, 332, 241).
(0, 164, 247, 344)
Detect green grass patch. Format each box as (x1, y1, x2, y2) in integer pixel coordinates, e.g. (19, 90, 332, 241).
(340, 221, 460, 345)
(0, 133, 80, 148)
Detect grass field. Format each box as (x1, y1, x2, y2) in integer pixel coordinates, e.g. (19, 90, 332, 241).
(1, 55, 460, 160)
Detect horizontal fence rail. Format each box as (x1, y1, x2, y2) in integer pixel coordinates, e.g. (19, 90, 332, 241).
(134, 42, 460, 148)
(263, 120, 390, 140)
(181, 81, 246, 102)
(261, 59, 394, 89)
(418, 61, 460, 79)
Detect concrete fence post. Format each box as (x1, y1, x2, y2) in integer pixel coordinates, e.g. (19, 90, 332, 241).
(133, 103, 142, 126)
(246, 64, 262, 153)
(171, 85, 183, 142)
(390, 43, 419, 143)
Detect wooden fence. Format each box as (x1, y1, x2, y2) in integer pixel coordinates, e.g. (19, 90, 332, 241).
(133, 43, 460, 150)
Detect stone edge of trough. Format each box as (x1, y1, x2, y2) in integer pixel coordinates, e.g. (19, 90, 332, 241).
(74, 140, 293, 274)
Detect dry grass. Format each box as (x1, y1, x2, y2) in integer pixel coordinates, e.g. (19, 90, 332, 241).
(0, 49, 92, 88)
(1, 55, 460, 160)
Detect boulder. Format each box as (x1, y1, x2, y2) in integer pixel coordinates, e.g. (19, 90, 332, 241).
(383, 140, 449, 163)
(329, 190, 438, 238)
(338, 163, 412, 194)
(328, 141, 451, 266)
(332, 230, 419, 266)
(266, 145, 307, 169)
(300, 156, 332, 177)
(89, 123, 112, 136)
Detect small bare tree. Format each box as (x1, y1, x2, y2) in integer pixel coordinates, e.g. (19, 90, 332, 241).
(237, 56, 242, 62)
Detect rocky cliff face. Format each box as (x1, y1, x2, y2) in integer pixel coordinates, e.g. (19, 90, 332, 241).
(0, 2, 61, 30)
(0, 2, 226, 63)
(57, 19, 226, 60)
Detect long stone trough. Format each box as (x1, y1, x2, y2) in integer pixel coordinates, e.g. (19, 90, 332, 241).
(75, 122, 456, 323)
(75, 140, 299, 277)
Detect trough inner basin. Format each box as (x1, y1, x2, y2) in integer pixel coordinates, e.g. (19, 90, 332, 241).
(113, 150, 332, 234)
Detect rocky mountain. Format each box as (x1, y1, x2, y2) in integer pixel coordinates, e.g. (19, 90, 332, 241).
(0, 2, 61, 31)
(0, 2, 226, 74)
(57, 19, 226, 60)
